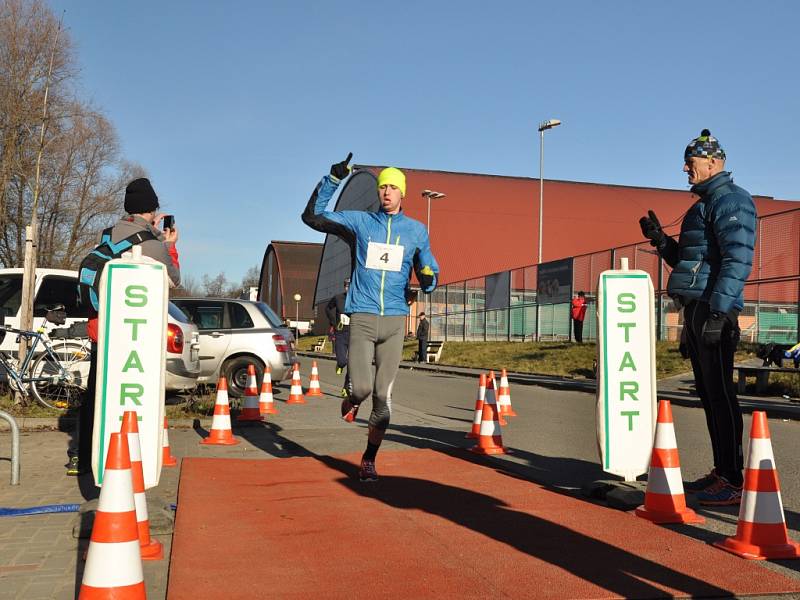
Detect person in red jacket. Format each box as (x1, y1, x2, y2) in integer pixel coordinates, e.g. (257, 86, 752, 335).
(571, 291, 587, 343)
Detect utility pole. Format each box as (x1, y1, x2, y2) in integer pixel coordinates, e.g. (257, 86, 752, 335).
(17, 15, 63, 390)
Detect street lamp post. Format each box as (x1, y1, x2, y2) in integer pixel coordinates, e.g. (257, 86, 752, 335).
(421, 189, 446, 234)
(293, 293, 301, 340)
(536, 119, 561, 342)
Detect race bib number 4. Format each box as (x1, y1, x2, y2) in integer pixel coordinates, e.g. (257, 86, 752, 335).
(366, 242, 404, 272)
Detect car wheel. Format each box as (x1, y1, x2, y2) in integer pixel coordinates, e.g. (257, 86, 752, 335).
(222, 356, 264, 398)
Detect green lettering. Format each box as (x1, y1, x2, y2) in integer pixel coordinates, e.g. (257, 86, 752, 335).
(620, 381, 639, 401)
(618, 352, 636, 371)
(617, 293, 636, 313)
(122, 351, 144, 373)
(120, 383, 144, 406)
(617, 322, 635, 342)
(125, 285, 148, 307)
(621, 410, 640, 431)
(123, 318, 147, 341)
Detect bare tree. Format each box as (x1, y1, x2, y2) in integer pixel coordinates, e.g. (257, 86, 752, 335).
(201, 272, 228, 297)
(171, 273, 200, 298)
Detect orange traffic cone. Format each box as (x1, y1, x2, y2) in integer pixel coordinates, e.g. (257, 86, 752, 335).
(466, 373, 486, 439)
(120, 411, 164, 560)
(162, 416, 177, 467)
(201, 377, 240, 446)
(487, 370, 507, 426)
(714, 411, 800, 559)
(497, 368, 517, 417)
(237, 364, 263, 421)
(259, 365, 278, 415)
(469, 378, 506, 455)
(305, 360, 324, 398)
(635, 400, 704, 524)
(287, 363, 306, 404)
(78, 432, 145, 599)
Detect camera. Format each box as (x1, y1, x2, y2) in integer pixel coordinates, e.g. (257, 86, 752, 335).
(162, 215, 175, 230)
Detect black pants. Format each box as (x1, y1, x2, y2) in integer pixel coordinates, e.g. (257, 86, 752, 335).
(683, 301, 743, 486)
(78, 343, 98, 472)
(573, 319, 584, 343)
(417, 338, 428, 363)
(334, 326, 350, 369)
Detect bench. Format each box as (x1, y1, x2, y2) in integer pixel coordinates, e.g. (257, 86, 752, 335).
(735, 365, 800, 394)
(312, 337, 328, 352)
(423, 341, 444, 364)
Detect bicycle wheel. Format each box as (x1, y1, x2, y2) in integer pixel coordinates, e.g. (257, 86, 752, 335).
(30, 341, 91, 411)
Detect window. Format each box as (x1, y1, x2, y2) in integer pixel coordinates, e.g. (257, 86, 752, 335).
(255, 302, 283, 327)
(34, 276, 89, 318)
(228, 303, 254, 329)
(168, 302, 192, 324)
(176, 301, 224, 330)
(0, 274, 22, 317)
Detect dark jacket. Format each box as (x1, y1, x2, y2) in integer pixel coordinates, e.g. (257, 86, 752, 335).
(659, 172, 756, 314)
(416, 318, 430, 340)
(325, 293, 347, 329)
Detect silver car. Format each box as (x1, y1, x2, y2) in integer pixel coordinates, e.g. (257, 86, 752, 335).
(172, 298, 297, 397)
(165, 301, 201, 392)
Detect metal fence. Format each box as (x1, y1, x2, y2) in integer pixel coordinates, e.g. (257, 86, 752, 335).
(415, 206, 800, 344)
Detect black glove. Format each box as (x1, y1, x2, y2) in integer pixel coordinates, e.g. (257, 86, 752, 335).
(701, 312, 728, 347)
(417, 265, 435, 290)
(639, 210, 665, 248)
(330, 152, 353, 181)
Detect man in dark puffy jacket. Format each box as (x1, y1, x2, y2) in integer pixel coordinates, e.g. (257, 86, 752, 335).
(639, 130, 755, 506)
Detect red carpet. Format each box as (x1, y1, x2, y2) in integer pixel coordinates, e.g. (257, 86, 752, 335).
(168, 449, 800, 599)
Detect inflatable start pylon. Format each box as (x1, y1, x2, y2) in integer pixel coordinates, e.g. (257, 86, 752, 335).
(287, 363, 306, 404)
(120, 411, 164, 560)
(201, 377, 240, 446)
(466, 373, 486, 439)
(497, 368, 517, 417)
(162, 416, 177, 467)
(259, 365, 278, 415)
(469, 377, 506, 455)
(714, 411, 800, 559)
(79, 432, 145, 599)
(305, 360, 324, 398)
(635, 400, 704, 524)
(237, 364, 264, 421)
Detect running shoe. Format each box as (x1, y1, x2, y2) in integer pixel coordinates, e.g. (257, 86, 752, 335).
(340, 387, 350, 398)
(336, 367, 343, 375)
(696, 477, 743, 506)
(359, 459, 379, 482)
(65, 456, 80, 477)
(341, 398, 359, 422)
(684, 468, 718, 493)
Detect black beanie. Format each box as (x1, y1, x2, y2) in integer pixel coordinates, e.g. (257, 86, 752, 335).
(124, 178, 159, 214)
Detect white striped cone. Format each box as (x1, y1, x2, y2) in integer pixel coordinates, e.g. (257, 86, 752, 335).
(469, 378, 506, 455)
(715, 411, 800, 559)
(162, 416, 177, 467)
(238, 364, 263, 421)
(259, 366, 278, 415)
(497, 369, 517, 417)
(287, 363, 306, 404)
(487, 370, 507, 426)
(466, 373, 486, 439)
(635, 400, 703, 524)
(120, 411, 164, 560)
(79, 432, 145, 599)
(201, 377, 240, 445)
(305, 361, 323, 397)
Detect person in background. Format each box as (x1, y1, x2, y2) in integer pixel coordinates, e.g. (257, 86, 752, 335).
(303, 153, 439, 481)
(69, 178, 180, 477)
(326, 278, 352, 397)
(639, 129, 755, 506)
(416, 312, 430, 363)
(570, 291, 587, 343)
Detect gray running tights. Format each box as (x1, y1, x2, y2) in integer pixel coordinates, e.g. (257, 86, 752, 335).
(348, 313, 406, 431)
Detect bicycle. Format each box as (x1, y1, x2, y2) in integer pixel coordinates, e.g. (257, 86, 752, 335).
(0, 305, 92, 411)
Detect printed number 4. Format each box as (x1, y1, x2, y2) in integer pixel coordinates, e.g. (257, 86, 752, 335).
(380, 253, 389, 263)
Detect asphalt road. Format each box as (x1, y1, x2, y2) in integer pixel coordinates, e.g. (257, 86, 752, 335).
(298, 358, 800, 584)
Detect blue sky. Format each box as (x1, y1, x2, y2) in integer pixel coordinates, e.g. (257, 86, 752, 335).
(49, 1, 800, 284)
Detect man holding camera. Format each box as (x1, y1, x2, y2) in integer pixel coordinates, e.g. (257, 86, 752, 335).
(303, 154, 439, 482)
(70, 178, 181, 476)
(639, 130, 756, 505)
